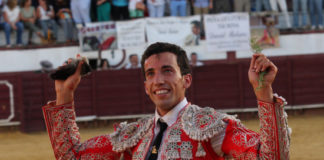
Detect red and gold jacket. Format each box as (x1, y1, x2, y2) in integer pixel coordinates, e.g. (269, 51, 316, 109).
(42, 95, 290, 160)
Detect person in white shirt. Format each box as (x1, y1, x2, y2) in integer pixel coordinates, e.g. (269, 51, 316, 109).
(37, 0, 58, 42)
(2, 0, 24, 47)
(125, 54, 141, 69)
(189, 52, 204, 67)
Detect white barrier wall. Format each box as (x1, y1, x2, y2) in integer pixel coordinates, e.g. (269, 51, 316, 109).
(1, 33, 324, 73)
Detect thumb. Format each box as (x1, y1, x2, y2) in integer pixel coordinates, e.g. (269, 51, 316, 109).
(249, 54, 258, 70)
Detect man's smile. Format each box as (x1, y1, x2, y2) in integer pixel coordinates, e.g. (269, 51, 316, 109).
(154, 89, 171, 95)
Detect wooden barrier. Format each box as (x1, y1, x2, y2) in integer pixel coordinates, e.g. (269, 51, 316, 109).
(0, 54, 324, 132)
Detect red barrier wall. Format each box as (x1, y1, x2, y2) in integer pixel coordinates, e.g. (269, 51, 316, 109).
(0, 54, 324, 132)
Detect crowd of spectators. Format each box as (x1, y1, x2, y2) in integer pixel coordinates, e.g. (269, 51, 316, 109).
(0, 0, 324, 48)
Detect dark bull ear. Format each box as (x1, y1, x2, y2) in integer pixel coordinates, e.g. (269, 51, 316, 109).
(49, 57, 92, 80)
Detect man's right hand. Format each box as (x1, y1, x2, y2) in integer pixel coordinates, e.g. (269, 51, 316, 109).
(55, 55, 83, 105)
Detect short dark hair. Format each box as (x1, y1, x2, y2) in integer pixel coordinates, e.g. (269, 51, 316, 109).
(191, 52, 197, 56)
(100, 59, 110, 68)
(191, 20, 201, 28)
(129, 54, 137, 60)
(141, 42, 191, 78)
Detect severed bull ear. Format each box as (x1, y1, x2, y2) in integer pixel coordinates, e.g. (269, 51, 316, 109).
(49, 56, 92, 80)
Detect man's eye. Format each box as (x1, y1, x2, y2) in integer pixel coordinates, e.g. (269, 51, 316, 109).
(164, 69, 172, 73)
(146, 72, 154, 77)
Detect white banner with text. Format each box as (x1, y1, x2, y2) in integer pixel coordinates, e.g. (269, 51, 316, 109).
(204, 13, 250, 52)
(116, 19, 146, 49)
(146, 16, 201, 47)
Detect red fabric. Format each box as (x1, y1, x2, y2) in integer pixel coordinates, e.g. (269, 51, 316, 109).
(222, 119, 260, 159)
(43, 98, 289, 160)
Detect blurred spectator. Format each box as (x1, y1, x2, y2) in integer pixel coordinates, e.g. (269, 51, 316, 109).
(309, 0, 323, 30)
(96, 0, 111, 21)
(190, 52, 203, 67)
(147, 0, 165, 17)
(192, 0, 212, 15)
(292, 0, 307, 30)
(254, 0, 271, 12)
(128, 0, 144, 18)
(169, 0, 187, 16)
(258, 14, 278, 46)
(2, 0, 24, 47)
(70, 0, 91, 25)
(98, 58, 110, 70)
(125, 54, 140, 69)
(53, 0, 74, 42)
(20, 0, 44, 45)
(209, 0, 231, 13)
(39, 60, 53, 73)
(233, 0, 250, 12)
(269, 0, 291, 28)
(0, 0, 5, 24)
(185, 20, 201, 46)
(111, 0, 129, 20)
(37, 0, 58, 42)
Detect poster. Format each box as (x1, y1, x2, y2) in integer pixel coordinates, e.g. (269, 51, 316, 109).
(204, 13, 250, 52)
(116, 19, 146, 49)
(251, 14, 280, 49)
(79, 22, 117, 52)
(146, 15, 202, 46)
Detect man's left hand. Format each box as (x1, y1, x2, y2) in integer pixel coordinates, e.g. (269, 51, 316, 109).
(248, 53, 278, 103)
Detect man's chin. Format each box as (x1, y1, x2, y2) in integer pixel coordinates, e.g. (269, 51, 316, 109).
(154, 101, 175, 111)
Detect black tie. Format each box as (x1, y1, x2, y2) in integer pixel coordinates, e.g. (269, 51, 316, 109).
(148, 119, 168, 160)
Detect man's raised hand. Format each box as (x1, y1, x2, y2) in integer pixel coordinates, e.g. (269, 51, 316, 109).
(55, 54, 83, 105)
(248, 53, 278, 103)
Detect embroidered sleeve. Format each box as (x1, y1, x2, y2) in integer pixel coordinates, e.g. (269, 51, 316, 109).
(42, 101, 120, 160)
(221, 95, 290, 160)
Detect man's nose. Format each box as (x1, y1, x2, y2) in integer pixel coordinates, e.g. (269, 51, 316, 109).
(153, 72, 164, 84)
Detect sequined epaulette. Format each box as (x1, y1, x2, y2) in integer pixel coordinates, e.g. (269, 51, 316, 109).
(110, 116, 154, 152)
(181, 105, 229, 141)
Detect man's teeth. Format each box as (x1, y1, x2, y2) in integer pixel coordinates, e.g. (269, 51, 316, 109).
(156, 90, 168, 94)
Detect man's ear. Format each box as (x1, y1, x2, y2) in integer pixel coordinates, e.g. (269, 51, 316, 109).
(183, 74, 192, 89)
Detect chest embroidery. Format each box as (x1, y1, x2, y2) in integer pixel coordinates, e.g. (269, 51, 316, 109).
(166, 142, 180, 159)
(168, 128, 182, 142)
(180, 141, 193, 159)
(110, 117, 154, 152)
(132, 131, 153, 160)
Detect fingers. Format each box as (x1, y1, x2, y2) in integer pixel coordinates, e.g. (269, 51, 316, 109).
(67, 58, 73, 64)
(249, 54, 257, 70)
(250, 53, 276, 73)
(74, 60, 83, 76)
(255, 57, 269, 72)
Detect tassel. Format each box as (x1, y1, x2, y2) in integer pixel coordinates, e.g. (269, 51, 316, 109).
(195, 142, 206, 157)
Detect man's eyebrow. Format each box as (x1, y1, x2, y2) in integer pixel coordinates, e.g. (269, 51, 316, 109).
(161, 65, 173, 69)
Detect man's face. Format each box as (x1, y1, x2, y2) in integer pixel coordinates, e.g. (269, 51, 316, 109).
(144, 52, 192, 115)
(192, 26, 200, 35)
(191, 54, 197, 63)
(130, 55, 139, 65)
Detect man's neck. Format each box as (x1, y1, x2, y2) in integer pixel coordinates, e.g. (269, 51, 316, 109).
(154, 98, 188, 126)
(156, 98, 187, 117)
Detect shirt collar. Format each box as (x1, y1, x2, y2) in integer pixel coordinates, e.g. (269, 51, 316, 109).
(154, 97, 188, 127)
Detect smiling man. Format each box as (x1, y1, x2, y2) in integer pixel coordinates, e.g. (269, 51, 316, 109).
(43, 42, 290, 160)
